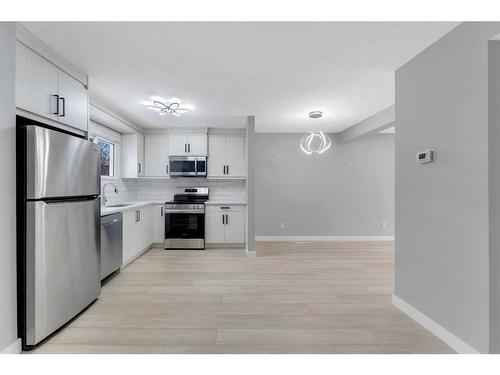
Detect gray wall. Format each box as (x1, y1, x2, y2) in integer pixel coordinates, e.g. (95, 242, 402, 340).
(489, 40, 500, 353)
(255, 133, 394, 237)
(0, 22, 18, 352)
(395, 22, 500, 353)
(246, 116, 256, 252)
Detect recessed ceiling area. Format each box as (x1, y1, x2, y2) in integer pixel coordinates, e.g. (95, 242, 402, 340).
(22, 22, 458, 132)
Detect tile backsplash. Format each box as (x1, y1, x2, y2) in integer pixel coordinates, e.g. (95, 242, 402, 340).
(101, 177, 246, 205)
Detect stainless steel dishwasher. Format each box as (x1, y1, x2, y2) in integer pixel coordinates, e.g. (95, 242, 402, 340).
(101, 212, 123, 280)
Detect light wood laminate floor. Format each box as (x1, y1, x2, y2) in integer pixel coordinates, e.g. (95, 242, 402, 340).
(31, 241, 453, 354)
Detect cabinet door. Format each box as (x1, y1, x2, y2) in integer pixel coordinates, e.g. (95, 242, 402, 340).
(122, 133, 138, 178)
(187, 134, 207, 155)
(169, 134, 188, 155)
(137, 133, 145, 177)
(57, 71, 88, 132)
(226, 136, 246, 177)
(139, 205, 153, 250)
(224, 210, 245, 244)
(122, 210, 139, 265)
(145, 134, 169, 177)
(205, 210, 225, 244)
(207, 135, 226, 177)
(152, 204, 165, 244)
(16, 42, 59, 121)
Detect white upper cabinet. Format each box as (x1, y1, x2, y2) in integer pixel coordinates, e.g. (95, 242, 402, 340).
(122, 133, 145, 178)
(168, 133, 207, 156)
(15, 42, 88, 132)
(145, 134, 170, 177)
(56, 71, 88, 132)
(225, 136, 246, 177)
(187, 134, 208, 155)
(207, 135, 226, 176)
(168, 134, 188, 155)
(207, 134, 246, 178)
(16, 41, 59, 122)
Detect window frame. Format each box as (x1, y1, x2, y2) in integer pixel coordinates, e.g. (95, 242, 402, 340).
(92, 135, 118, 179)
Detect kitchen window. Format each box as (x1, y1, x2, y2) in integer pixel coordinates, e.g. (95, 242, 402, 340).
(96, 138, 115, 177)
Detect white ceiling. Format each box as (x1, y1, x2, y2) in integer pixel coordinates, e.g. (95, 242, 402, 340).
(22, 22, 458, 132)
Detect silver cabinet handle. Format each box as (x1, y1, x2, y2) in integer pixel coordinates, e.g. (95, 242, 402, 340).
(225, 214, 229, 224)
(222, 214, 225, 225)
(160, 206, 164, 216)
(135, 210, 141, 222)
(137, 163, 142, 174)
(165, 164, 169, 175)
(221, 206, 230, 210)
(226, 165, 229, 175)
(184, 144, 187, 153)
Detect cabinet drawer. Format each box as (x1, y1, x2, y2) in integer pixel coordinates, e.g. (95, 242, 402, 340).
(206, 205, 245, 213)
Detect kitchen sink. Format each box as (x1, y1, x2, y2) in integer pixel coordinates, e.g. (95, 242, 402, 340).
(102, 204, 131, 208)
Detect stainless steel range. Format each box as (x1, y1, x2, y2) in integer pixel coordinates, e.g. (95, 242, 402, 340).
(164, 188, 208, 249)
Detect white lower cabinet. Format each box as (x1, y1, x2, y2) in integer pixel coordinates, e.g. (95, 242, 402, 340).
(122, 205, 153, 265)
(205, 205, 245, 245)
(152, 204, 165, 244)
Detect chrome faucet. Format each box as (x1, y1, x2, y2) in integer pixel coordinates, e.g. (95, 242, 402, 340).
(102, 182, 118, 206)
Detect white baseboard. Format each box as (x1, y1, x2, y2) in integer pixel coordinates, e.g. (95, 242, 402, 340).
(392, 294, 479, 354)
(256, 235, 395, 242)
(0, 339, 21, 354)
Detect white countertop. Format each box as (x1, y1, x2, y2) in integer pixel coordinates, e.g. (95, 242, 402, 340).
(101, 200, 247, 216)
(100, 201, 156, 216)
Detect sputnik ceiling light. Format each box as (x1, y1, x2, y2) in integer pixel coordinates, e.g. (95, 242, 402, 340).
(145, 98, 193, 117)
(300, 111, 332, 155)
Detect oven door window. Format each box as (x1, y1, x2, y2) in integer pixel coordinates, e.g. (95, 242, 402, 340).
(165, 213, 205, 239)
(170, 160, 196, 174)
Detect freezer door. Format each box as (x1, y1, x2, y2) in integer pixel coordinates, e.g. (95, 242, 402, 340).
(25, 198, 101, 346)
(26, 125, 100, 199)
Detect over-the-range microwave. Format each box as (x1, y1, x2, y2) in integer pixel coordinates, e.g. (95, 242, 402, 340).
(169, 156, 207, 177)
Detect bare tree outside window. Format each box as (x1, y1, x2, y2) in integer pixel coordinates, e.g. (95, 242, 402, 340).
(97, 140, 114, 177)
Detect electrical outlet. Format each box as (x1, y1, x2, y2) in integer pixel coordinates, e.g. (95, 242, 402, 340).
(280, 222, 285, 230)
(382, 220, 387, 230)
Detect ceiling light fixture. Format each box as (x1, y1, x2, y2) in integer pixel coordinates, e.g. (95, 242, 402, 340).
(300, 131, 331, 155)
(300, 110, 331, 155)
(308, 111, 323, 119)
(145, 99, 192, 117)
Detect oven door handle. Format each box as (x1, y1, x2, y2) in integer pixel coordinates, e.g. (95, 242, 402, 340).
(165, 209, 205, 214)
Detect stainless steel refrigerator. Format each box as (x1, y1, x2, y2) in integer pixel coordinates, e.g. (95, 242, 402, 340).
(17, 123, 101, 349)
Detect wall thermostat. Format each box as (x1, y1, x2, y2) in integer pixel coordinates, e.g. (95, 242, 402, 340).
(416, 149, 435, 164)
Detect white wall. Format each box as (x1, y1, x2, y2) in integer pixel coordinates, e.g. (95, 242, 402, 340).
(488, 40, 500, 353)
(395, 22, 500, 353)
(0, 22, 18, 353)
(255, 132, 394, 237)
